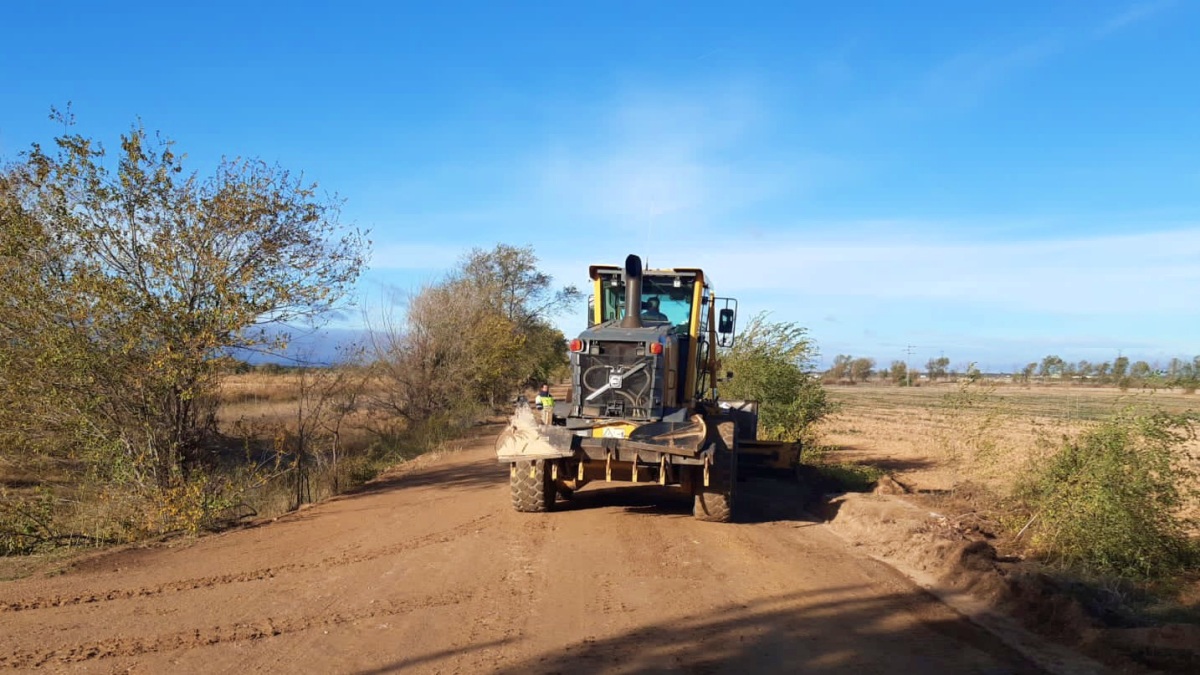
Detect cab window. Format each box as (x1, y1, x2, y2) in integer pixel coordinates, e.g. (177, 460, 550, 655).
(598, 273, 696, 331)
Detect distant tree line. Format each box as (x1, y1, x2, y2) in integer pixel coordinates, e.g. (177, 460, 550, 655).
(822, 351, 1200, 391)
(1018, 354, 1200, 391)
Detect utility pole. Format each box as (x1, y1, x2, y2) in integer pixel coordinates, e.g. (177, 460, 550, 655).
(905, 345, 916, 387)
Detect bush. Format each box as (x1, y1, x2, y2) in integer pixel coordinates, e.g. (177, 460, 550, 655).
(815, 463, 884, 493)
(719, 313, 835, 443)
(1015, 408, 1199, 579)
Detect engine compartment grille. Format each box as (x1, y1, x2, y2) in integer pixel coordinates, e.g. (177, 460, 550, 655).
(577, 341, 656, 419)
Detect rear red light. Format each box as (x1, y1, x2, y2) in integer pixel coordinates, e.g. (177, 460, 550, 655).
(569, 339, 584, 352)
(649, 342, 663, 355)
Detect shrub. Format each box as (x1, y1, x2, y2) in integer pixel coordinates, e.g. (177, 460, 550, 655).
(816, 463, 885, 493)
(1014, 408, 1199, 579)
(718, 313, 835, 444)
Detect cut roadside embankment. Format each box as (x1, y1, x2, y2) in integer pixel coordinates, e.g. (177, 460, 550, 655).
(820, 487, 1200, 674)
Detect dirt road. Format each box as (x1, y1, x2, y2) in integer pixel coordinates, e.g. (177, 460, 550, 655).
(1, 428, 1050, 674)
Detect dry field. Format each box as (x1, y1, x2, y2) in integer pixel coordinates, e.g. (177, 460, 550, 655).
(217, 372, 310, 426)
(817, 381, 1200, 495)
(216, 371, 390, 445)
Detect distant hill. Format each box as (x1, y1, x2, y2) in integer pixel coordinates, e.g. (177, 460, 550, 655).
(226, 326, 369, 366)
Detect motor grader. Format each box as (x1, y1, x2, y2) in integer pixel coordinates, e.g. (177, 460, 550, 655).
(496, 254, 800, 522)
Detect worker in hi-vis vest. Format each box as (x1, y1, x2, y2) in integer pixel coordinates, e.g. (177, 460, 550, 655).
(534, 384, 554, 425)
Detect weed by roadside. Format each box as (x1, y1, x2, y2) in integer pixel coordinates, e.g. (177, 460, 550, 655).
(813, 463, 885, 493)
(1012, 408, 1200, 580)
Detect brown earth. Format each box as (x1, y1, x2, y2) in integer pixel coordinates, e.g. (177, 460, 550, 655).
(2, 428, 1105, 674)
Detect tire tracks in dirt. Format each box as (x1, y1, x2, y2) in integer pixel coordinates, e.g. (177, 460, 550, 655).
(0, 589, 474, 669)
(469, 514, 553, 644)
(0, 513, 496, 614)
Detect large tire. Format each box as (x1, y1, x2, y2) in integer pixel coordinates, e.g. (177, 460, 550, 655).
(693, 427, 737, 522)
(511, 459, 556, 512)
(693, 484, 733, 522)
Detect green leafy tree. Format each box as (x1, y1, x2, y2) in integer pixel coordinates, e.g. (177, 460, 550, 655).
(1020, 362, 1038, 383)
(926, 356, 950, 381)
(457, 243, 579, 326)
(370, 244, 574, 417)
(1076, 360, 1093, 379)
(850, 357, 875, 383)
(825, 354, 853, 382)
(1113, 356, 1130, 379)
(1130, 360, 1152, 380)
(1039, 355, 1064, 378)
(1167, 358, 1185, 378)
(719, 313, 832, 442)
(1, 114, 366, 495)
(453, 244, 578, 396)
(1167, 356, 1200, 393)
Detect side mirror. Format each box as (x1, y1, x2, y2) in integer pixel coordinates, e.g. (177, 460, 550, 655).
(718, 308, 735, 334)
(714, 297, 738, 347)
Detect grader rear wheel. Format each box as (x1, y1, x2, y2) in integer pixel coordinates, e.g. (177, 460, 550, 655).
(510, 459, 556, 512)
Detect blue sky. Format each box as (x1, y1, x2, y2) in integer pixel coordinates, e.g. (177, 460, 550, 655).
(3, 1, 1198, 371)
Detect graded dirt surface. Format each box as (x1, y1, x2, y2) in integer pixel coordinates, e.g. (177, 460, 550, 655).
(1, 430, 1064, 674)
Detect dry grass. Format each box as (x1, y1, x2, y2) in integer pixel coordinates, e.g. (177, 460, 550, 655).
(217, 372, 387, 432)
(214, 370, 487, 522)
(817, 381, 1200, 495)
(219, 372, 306, 402)
(821, 380, 1200, 611)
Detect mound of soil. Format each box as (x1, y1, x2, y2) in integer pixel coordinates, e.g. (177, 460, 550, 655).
(821, 489, 1200, 674)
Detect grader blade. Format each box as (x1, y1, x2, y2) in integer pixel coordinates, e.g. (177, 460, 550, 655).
(627, 414, 707, 455)
(495, 405, 576, 462)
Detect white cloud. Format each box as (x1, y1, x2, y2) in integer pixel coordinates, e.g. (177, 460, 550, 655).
(892, 1, 1179, 117)
(352, 79, 1196, 364)
(1096, 0, 1178, 37)
(914, 38, 1063, 112)
(529, 83, 845, 235)
(541, 225, 1200, 316)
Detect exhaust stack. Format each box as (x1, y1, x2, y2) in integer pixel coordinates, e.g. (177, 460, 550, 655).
(619, 254, 643, 329)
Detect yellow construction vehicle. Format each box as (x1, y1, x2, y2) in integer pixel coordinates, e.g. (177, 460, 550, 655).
(496, 254, 799, 521)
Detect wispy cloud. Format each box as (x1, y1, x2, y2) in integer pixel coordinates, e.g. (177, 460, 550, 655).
(534, 88, 756, 229)
(533, 223, 1200, 368)
(545, 224, 1200, 315)
(529, 84, 849, 235)
(898, 0, 1178, 116)
(355, 72, 1197, 364)
(714, 226, 1200, 314)
(1096, 0, 1178, 37)
(912, 37, 1062, 113)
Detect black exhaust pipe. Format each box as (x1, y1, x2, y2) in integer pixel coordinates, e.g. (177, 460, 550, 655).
(620, 254, 643, 329)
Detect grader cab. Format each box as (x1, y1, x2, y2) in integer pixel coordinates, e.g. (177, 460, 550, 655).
(496, 254, 800, 522)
